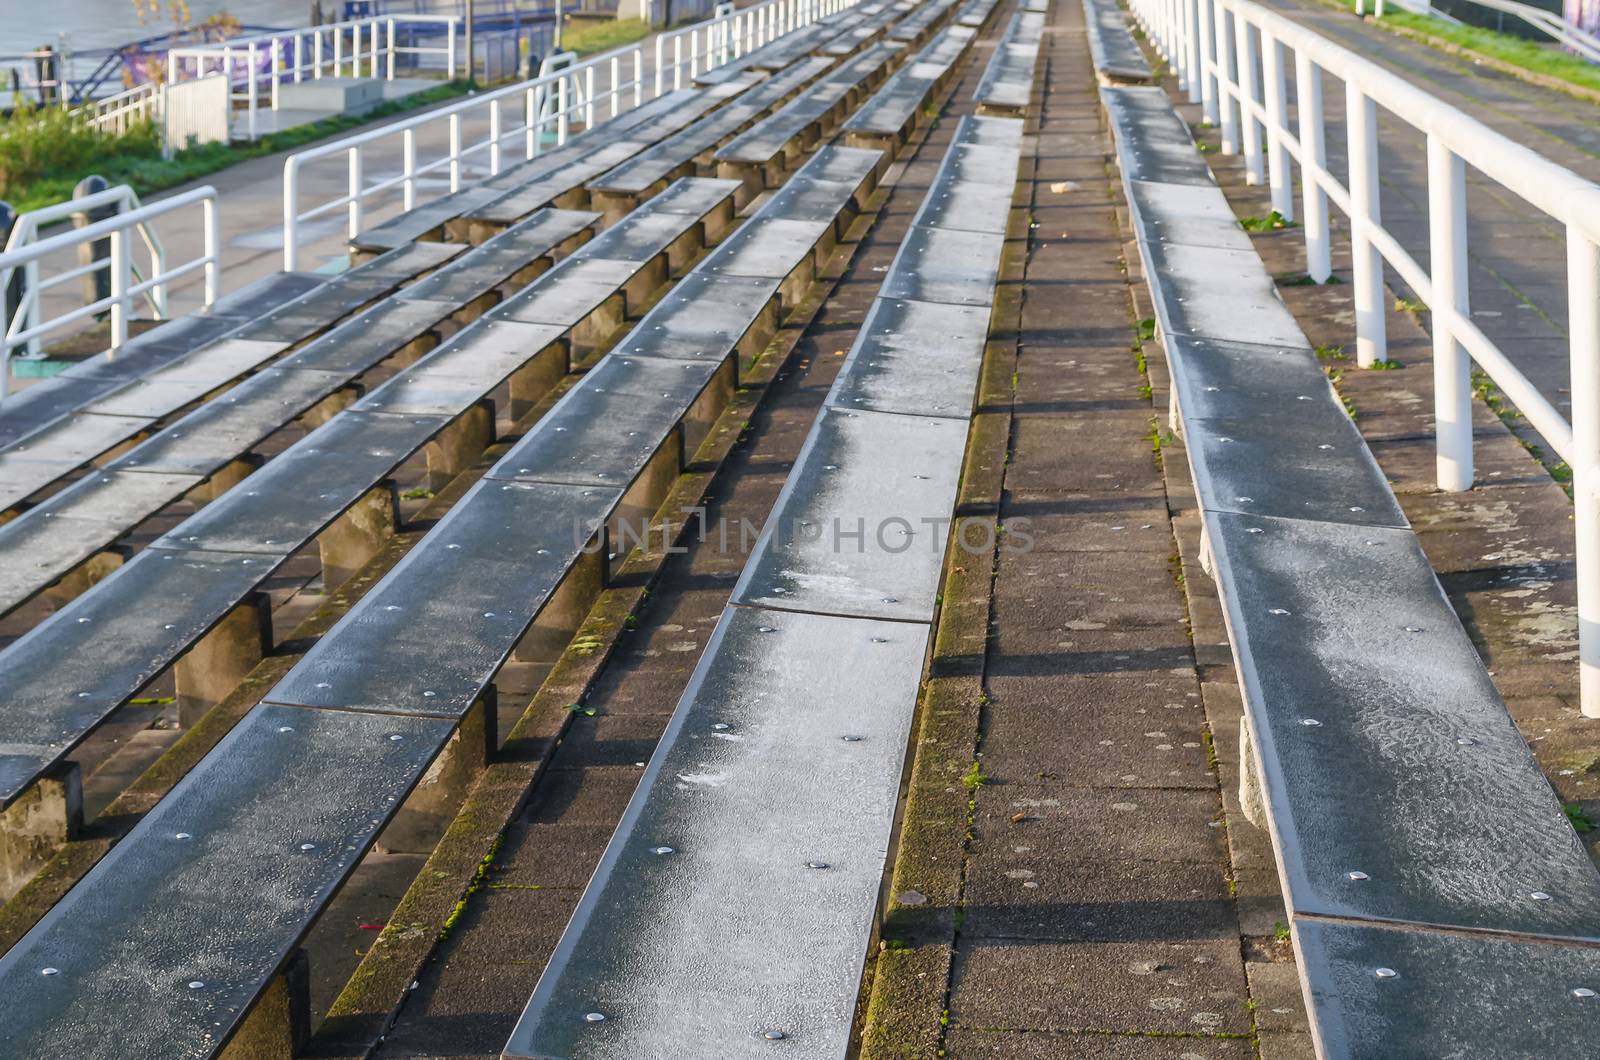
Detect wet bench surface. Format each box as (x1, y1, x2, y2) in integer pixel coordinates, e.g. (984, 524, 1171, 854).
(590, 57, 837, 199)
(843, 24, 975, 142)
(1081, 0, 1152, 83)
(0, 148, 882, 1060)
(0, 271, 323, 453)
(505, 116, 1019, 1060)
(0, 243, 465, 513)
(715, 42, 905, 168)
(1103, 77, 1600, 1053)
(0, 211, 597, 619)
(974, 9, 1045, 114)
(0, 183, 733, 814)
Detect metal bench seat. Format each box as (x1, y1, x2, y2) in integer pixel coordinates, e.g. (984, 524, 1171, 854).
(588, 57, 837, 217)
(0, 182, 733, 823)
(974, 11, 1046, 115)
(715, 42, 904, 201)
(0, 145, 884, 1060)
(505, 116, 1018, 1060)
(1082, 0, 1152, 82)
(955, 0, 1003, 27)
(0, 271, 324, 453)
(844, 24, 976, 147)
(0, 211, 598, 620)
(0, 244, 465, 515)
(886, 0, 961, 43)
(1103, 77, 1600, 1052)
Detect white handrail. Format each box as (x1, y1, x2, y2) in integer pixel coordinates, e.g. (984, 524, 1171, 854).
(0, 185, 220, 399)
(281, 0, 858, 270)
(1135, 0, 1600, 716)
(169, 15, 462, 142)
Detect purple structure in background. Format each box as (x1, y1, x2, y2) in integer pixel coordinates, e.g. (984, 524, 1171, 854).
(1570, 0, 1600, 35)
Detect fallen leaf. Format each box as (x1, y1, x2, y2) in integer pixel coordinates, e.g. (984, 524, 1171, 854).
(1050, 180, 1080, 193)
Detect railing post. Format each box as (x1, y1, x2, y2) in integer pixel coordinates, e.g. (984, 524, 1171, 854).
(387, 19, 396, 79)
(271, 39, 281, 110)
(1198, 0, 1217, 124)
(1235, 16, 1262, 184)
(525, 87, 537, 159)
(1568, 228, 1600, 718)
(448, 21, 457, 79)
(1428, 135, 1472, 491)
(449, 112, 463, 190)
(108, 228, 128, 352)
(1296, 53, 1330, 283)
(348, 146, 365, 242)
(656, 34, 666, 98)
(247, 42, 259, 140)
(610, 56, 620, 117)
(634, 46, 642, 107)
(1346, 84, 1386, 368)
(202, 194, 219, 307)
(283, 160, 298, 271)
(1215, 5, 1238, 154)
(557, 75, 569, 145)
(489, 99, 502, 175)
(1184, 0, 1201, 102)
(1261, 34, 1291, 220)
(585, 65, 595, 128)
(314, 30, 323, 79)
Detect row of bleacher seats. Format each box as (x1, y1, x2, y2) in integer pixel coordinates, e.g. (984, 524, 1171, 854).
(505, 112, 1021, 1060)
(0, 0, 998, 1053)
(1094, 9, 1600, 1054)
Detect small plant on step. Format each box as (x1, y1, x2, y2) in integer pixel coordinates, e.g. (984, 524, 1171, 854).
(1239, 210, 1294, 232)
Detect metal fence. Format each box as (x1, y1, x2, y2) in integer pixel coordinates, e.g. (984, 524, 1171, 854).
(1132, 0, 1600, 716)
(0, 186, 220, 397)
(168, 15, 462, 140)
(282, 0, 858, 269)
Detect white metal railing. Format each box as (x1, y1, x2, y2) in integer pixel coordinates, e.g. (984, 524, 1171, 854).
(75, 82, 161, 135)
(169, 15, 461, 141)
(1359, 0, 1600, 64)
(1134, 0, 1600, 716)
(281, 0, 857, 271)
(0, 185, 220, 398)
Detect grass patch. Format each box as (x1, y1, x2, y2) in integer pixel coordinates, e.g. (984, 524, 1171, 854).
(960, 760, 988, 790)
(1394, 295, 1426, 314)
(1566, 803, 1596, 833)
(2, 81, 470, 214)
(560, 18, 652, 57)
(1381, 10, 1600, 97)
(1239, 210, 1294, 232)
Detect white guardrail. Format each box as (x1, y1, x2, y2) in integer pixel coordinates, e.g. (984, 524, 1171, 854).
(170, 15, 462, 141)
(0, 185, 220, 397)
(282, 0, 857, 271)
(1132, 0, 1600, 716)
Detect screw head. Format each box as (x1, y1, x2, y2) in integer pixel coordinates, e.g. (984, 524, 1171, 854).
(188, 981, 206, 990)
(763, 1030, 787, 1040)
(805, 860, 829, 870)
(1374, 967, 1398, 979)
(1300, 718, 1322, 727)
(650, 846, 675, 855)
(40, 967, 59, 976)
(1532, 891, 1553, 901)
(584, 1011, 607, 1023)
(1268, 608, 1290, 616)
(1573, 988, 1596, 998)
(1346, 871, 1369, 881)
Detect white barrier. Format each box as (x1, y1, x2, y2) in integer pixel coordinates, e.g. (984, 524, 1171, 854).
(1135, 0, 1600, 715)
(0, 186, 220, 398)
(281, 0, 857, 270)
